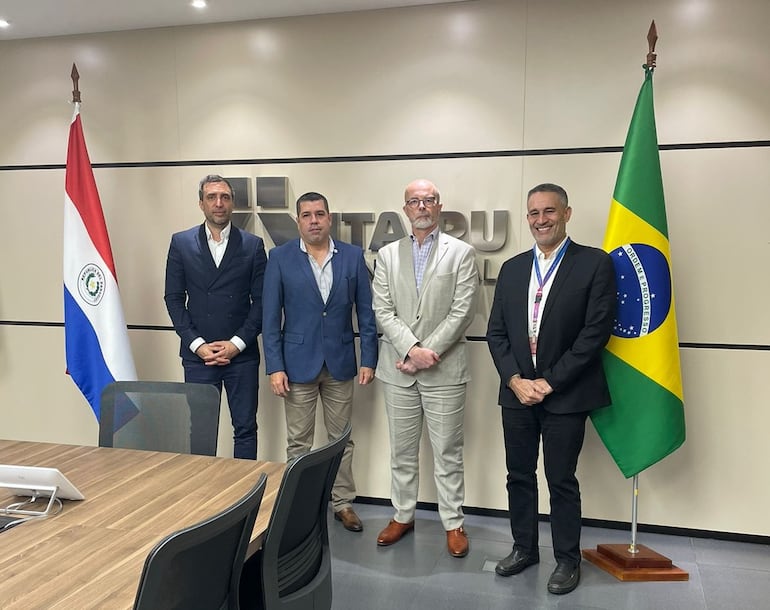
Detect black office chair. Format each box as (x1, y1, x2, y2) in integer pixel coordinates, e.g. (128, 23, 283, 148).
(239, 423, 351, 610)
(133, 472, 267, 610)
(99, 380, 221, 456)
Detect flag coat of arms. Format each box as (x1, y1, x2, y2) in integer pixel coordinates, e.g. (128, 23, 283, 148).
(590, 66, 686, 478)
(64, 104, 136, 418)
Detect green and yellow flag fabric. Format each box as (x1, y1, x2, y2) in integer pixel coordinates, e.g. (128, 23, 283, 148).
(590, 66, 686, 478)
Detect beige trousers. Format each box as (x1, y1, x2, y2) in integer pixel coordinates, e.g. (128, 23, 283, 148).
(382, 380, 466, 530)
(284, 366, 356, 511)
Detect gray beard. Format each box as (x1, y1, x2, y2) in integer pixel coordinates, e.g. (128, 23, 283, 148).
(412, 217, 434, 230)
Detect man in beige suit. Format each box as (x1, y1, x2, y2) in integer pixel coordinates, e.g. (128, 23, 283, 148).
(372, 178, 478, 558)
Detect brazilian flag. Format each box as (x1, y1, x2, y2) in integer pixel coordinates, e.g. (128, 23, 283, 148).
(591, 66, 686, 478)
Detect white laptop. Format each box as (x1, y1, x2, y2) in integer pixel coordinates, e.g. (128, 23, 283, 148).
(0, 465, 85, 501)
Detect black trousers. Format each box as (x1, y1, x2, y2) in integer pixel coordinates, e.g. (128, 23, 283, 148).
(501, 405, 588, 565)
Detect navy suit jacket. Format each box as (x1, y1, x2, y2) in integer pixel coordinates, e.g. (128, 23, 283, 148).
(164, 224, 267, 363)
(262, 239, 378, 383)
(486, 241, 616, 414)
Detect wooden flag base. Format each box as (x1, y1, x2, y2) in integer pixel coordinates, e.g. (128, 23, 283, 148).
(582, 544, 689, 581)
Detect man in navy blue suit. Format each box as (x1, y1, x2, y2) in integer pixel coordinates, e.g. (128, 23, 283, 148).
(262, 191, 378, 532)
(165, 175, 266, 459)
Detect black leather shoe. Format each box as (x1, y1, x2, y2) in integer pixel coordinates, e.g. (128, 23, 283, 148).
(547, 562, 580, 595)
(495, 548, 540, 576)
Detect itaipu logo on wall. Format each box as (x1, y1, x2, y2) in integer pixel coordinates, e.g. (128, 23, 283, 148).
(227, 176, 510, 284)
(610, 243, 671, 338)
(77, 263, 106, 306)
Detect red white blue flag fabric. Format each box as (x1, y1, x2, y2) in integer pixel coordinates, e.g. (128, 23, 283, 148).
(64, 103, 136, 418)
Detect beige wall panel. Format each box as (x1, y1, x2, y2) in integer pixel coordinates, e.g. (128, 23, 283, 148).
(0, 30, 180, 166)
(663, 147, 770, 346)
(524, 0, 770, 149)
(0, 326, 98, 445)
(0, 169, 65, 323)
(653, 0, 770, 144)
(172, 1, 526, 159)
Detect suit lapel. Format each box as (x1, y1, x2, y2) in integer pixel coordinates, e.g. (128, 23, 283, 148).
(327, 243, 343, 303)
(417, 232, 445, 301)
(196, 225, 219, 287)
(399, 237, 418, 299)
(508, 251, 533, 328)
(218, 225, 242, 271)
(295, 240, 325, 304)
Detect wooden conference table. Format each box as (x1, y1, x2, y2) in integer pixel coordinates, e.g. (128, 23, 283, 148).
(0, 439, 285, 610)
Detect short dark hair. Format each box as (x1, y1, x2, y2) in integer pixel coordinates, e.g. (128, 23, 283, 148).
(527, 183, 568, 208)
(198, 175, 234, 201)
(296, 191, 329, 215)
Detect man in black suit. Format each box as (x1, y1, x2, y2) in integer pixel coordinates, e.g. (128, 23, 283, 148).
(165, 175, 266, 459)
(486, 183, 616, 595)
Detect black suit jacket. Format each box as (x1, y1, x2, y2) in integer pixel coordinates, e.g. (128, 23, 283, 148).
(164, 224, 267, 363)
(486, 241, 616, 414)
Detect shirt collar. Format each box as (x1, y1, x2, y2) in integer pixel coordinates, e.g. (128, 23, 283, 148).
(535, 235, 569, 261)
(205, 222, 231, 242)
(299, 237, 336, 254)
(410, 227, 440, 243)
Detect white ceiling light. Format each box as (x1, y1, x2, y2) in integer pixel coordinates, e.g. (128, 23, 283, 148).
(0, 19, 11, 28)
(191, 0, 207, 9)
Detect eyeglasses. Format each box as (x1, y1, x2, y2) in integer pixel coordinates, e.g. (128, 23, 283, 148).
(405, 197, 438, 208)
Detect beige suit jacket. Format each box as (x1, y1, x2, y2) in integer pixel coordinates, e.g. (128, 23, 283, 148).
(373, 231, 478, 387)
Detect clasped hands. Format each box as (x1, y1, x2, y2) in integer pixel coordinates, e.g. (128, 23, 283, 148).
(396, 345, 440, 376)
(508, 374, 553, 406)
(196, 340, 239, 366)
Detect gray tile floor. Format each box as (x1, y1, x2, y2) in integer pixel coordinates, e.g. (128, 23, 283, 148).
(327, 503, 770, 610)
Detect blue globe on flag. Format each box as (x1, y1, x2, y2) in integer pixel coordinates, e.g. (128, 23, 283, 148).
(609, 243, 671, 338)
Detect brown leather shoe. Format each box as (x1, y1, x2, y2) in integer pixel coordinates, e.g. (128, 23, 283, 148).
(334, 507, 363, 532)
(376, 519, 415, 546)
(446, 527, 469, 558)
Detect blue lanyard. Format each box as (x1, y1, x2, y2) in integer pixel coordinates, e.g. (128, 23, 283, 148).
(533, 238, 570, 302)
(530, 238, 570, 357)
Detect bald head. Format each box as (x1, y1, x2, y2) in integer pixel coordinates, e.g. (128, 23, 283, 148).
(404, 179, 440, 204)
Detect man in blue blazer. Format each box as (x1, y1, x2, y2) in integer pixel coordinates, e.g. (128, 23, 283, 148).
(487, 183, 616, 595)
(262, 191, 378, 531)
(165, 175, 266, 459)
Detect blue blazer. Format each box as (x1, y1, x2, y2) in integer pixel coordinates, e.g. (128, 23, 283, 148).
(164, 224, 267, 363)
(262, 239, 378, 383)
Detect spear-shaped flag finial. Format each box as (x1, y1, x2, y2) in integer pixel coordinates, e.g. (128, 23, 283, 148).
(645, 20, 658, 71)
(71, 63, 81, 103)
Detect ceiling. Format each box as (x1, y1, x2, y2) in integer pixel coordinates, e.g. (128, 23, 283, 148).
(0, 0, 463, 41)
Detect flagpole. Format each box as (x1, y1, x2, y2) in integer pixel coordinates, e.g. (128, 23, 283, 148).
(626, 21, 657, 557)
(582, 21, 687, 581)
(629, 474, 639, 553)
(625, 23, 658, 556)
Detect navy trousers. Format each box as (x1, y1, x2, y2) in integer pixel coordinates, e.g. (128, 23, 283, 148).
(183, 357, 259, 459)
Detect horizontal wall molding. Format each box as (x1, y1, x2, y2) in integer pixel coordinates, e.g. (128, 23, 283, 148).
(2, 140, 769, 172)
(1, 320, 767, 351)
